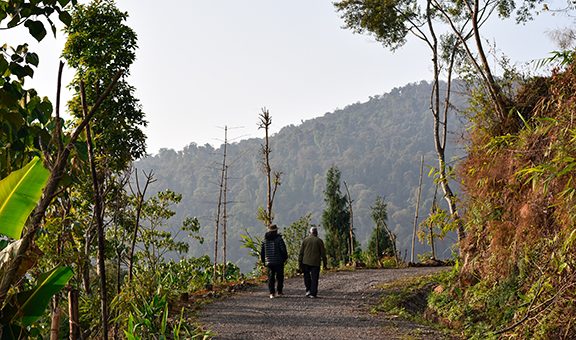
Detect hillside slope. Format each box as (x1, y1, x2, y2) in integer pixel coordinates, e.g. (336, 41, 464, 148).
(136, 81, 466, 271)
(449, 65, 576, 337)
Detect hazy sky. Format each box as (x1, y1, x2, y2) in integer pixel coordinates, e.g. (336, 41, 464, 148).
(5, 1, 573, 154)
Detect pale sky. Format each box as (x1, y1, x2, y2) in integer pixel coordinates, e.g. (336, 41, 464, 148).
(4, 1, 573, 154)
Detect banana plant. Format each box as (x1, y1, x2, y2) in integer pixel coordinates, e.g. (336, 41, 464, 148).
(1, 266, 73, 338)
(0, 157, 73, 338)
(0, 156, 49, 240)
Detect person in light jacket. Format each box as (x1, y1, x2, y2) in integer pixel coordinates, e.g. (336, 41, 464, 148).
(298, 226, 328, 298)
(260, 224, 288, 298)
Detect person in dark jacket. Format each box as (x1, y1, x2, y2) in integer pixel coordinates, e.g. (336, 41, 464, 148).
(260, 224, 288, 298)
(298, 226, 327, 298)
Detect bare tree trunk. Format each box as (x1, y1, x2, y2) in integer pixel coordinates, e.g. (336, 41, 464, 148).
(222, 165, 228, 280)
(384, 228, 399, 266)
(375, 226, 380, 265)
(258, 109, 273, 226)
(83, 229, 92, 294)
(128, 170, 154, 282)
(69, 288, 80, 340)
(429, 185, 440, 260)
(343, 181, 355, 262)
(411, 155, 424, 263)
(50, 297, 61, 340)
(80, 81, 109, 340)
(469, 0, 507, 119)
(426, 1, 465, 243)
(214, 127, 228, 282)
(430, 225, 436, 259)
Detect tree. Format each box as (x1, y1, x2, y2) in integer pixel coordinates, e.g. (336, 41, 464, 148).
(411, 155, 424, 263)
(61, 2, 146, 336)
(257, 108, 281, 227)
(322, 166, 351, 265)
(283, 214, 314, 275)
(128, 169, 155, 282)
(342, 181, 358, 261)
(213, 126, 228, 282)
(63, 0, 146, 171)
(335, 0, 467, 243)
(369, 196, 396, 264)
(136, 190, 193, 271)
(0, 0, 74, 176)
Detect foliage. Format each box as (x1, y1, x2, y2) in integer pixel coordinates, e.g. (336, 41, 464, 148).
(112, 254, 225, 339)
(0, 161, 72, 338)
(63, 0, 146, 171)
(122, 293, 212, 340)
(428, 269, 524, 338)
(367, 196, 394, 265)
(418, 206, 455, 257)
(1, 266, 73, 338)
(0, 157, 49, 239)
(322, 166, 351, 266)
(135, 190, 192, 271)
(0, 0, 74, 176)
(446, 54, 576, 337)
(239, 230, 263, 274)
(334, 0, 417, 51)
(283, 214, 314, 276)
(372, 270, 453, 332)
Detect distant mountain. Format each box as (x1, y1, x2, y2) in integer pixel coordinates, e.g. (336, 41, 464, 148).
(135, 80, 467, 272)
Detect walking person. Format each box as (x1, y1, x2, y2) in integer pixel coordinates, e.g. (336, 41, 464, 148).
(299, 226, 328, 298)
(260, 224, 288, 299)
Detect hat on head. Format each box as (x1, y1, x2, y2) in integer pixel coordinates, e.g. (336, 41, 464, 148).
(269, 224, 278, 231)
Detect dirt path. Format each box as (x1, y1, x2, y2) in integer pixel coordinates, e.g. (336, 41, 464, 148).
(199, 267, 452, 339)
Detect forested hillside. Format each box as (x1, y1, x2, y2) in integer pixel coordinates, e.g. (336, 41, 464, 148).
(136, 81, 466, 271)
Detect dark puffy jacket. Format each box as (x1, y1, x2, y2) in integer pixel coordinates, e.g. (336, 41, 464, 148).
(260, 231, 288, 266)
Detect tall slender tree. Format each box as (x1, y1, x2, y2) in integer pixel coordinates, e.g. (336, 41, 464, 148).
(322, 166, 351, 265)
(257, 108, 281, 227)
(62, 1, 146, 337)
(214, 126, 228, 281)
(342, 181, 357, 261)
(369, 196, 396, 264)
(335, 0, 466, 242)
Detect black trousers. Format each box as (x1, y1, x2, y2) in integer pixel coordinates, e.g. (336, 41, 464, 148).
(267, 263, 284, 294)
(302, 264, 320, 297)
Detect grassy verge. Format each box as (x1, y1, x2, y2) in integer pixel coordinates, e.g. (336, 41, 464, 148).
(371, 268, 459, 338)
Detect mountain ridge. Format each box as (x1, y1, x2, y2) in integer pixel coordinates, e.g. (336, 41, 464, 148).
(136, 80, 465, 271)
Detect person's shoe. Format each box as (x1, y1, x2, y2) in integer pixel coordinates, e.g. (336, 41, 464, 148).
(277, 292, 284, 297)
(307, 294, 316, 298)
(269, 294, 275, 299)
(305, 291, 311, 297)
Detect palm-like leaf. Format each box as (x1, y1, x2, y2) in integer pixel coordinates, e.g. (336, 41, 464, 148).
(0, 157, 49, 239)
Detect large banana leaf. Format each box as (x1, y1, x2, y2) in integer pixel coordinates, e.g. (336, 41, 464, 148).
(12, 266, 73, 326)
(0, 157, 50, 239)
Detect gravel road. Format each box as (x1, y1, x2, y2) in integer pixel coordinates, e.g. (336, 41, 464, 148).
(199, 267, 453, 339)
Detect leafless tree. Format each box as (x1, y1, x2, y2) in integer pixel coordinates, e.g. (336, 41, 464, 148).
(411, 155, 424, 263)
(128, 169, 155, 282)
(257, 108, 281, 227)
(213, 126, 228, 282)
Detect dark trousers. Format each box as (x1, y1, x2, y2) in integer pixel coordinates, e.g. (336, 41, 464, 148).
(302, 264, 320, 297)
(267, 264, 284, 294)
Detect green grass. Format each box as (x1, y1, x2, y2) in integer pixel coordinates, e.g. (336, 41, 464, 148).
(372, 270, 458, 337)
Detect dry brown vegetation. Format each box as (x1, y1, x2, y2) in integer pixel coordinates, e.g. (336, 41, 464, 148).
(448, 63, 576, 337)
